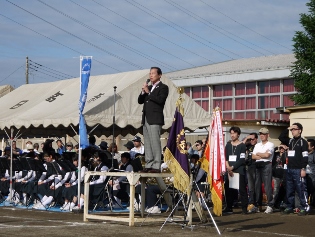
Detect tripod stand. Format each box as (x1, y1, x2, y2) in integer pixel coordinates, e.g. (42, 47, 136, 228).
(159, 163, 221, 235)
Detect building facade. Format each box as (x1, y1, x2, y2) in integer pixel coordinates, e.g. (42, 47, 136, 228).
(166, 54, 296, 143)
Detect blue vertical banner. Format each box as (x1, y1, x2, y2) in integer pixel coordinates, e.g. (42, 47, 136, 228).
(79, 56, 92, 149)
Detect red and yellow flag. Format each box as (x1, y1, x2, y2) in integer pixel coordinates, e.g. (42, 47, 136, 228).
(200, 107, 226, 216)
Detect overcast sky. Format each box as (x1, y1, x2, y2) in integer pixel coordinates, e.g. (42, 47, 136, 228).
(0, 0, 309, 88)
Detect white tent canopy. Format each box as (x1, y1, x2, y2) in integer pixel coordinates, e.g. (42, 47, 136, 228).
(0, 69, 210, 137)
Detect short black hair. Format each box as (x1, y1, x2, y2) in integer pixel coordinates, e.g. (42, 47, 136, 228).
(190, 154, 199, 160)
(307, 139, 315, 149)
(121, 152, 131, 159)
(89, 136, 96, 144)
(150, 67, 162, 75)
(195, 140, 203, 145)
(249, 132, 258, 139)
(229, 126, 241, 135)
(292, 122, 303, 132)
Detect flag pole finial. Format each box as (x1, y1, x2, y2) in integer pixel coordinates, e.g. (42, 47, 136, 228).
(176, 87, 185, 116)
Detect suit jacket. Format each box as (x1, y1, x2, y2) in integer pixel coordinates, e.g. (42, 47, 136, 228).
(138, 81, 169, 125)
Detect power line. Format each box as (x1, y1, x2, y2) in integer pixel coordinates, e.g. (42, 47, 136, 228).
(0, 13, 121, 72)
(165, 0, 274, 55)
(125, 0, 239, 59)
(5, 0, 142, 70)
(29, 66, 67, 80)
(91, 0, 216, 64)
(29, 63, 71, 80)
(199, 0, 291, 50)
(37, 0, 178, 71)
(0, 64, 24, 84)
(69, 0, 199, 69)
(29, 59, 75, 78)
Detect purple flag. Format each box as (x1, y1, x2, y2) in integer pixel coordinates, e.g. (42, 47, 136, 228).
(164, 108, 190, 194)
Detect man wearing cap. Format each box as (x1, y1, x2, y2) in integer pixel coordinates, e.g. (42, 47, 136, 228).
(99, 141, 108, 151)
(278, 122, 310, 215)
(131, 136, 145, 155)
(138, 67, 169, 173)
(252, 127, 275, 214)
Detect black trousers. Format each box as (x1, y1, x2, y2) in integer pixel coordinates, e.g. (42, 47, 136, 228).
(224, 173, 248, 211)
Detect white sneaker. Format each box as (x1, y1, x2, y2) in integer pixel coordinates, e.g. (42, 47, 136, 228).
(60, 202, 69, 210)
(146, 206, 161, 214)
(69, 202, 76, 211)
(72, 206, 80, 210)
(33, 203, 46, 210)
(264, 206, 273, 214)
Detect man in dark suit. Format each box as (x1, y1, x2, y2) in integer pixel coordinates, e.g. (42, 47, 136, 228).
(138, 67, 169, 173)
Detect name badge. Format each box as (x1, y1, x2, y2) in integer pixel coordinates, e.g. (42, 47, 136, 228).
(240, 153, 246, 159)
(284, 164, 287, 170)
(288, 150, 295, 157)
(229, 155, 237, 162)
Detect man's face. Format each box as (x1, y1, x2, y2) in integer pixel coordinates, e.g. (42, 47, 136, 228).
(149, 68, 161, 84)
(259, 133, 269, 142)
(230, 130, 239, 142)
(133, 141, 141, 148)
(308, 142, 314, 152)
(195, 143, 202, 151)
(57, 141, 62, 147)
(12, 141, 16, 148)
(290, 125, 301, 138)
(44, 155, 52, 163)
(248, 135, 257, 146)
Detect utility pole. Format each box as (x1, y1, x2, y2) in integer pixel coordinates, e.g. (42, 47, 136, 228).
(26, 56, 29, 84)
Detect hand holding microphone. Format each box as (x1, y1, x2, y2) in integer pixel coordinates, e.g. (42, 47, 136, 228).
(142, 79, 150, 94)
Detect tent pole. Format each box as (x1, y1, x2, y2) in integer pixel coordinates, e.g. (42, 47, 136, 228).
(112, 86, 117, 168)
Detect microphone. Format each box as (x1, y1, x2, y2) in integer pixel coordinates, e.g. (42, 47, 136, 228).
(146, 79, 150, 85)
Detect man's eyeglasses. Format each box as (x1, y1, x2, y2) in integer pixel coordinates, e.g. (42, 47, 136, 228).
(67, 145, 72, 147)
(259, 133, 267, 135)
(289, 128, 300, 131)
(195, 144, 201, 147)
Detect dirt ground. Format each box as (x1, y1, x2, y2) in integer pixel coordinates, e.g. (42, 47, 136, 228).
(0, 206, 314, 237)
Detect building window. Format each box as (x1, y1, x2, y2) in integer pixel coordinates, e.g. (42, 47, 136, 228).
(246, 111, 255, 119)
(270, 80, 280, 93)
(246, 82, 256, 95)
(192, 86, 201, 99)
(235, 112, 245, 119)
(283, 95, 294, 106)
(235, 98, 245, 110)
(223, 99, 232, 111)
(223, 112, 232, 119)
(201, 86, 209, 98)
(202, 100, 209, 112)
(184, 87, 190, 97)
(258, 81, 270, 94)
(258, 96, 269, 109)
(213, 85, 222, 97)
(283, 79, 295, 92)
(246, 97, 256, 109)
(235, 83, 245, 96)
(223, 84, 233, 96)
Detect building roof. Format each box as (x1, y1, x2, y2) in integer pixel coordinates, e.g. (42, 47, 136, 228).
(166, 54, 295, 80)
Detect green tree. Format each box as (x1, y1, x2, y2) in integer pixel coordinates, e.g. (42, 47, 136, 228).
(291, 0, 315, 105)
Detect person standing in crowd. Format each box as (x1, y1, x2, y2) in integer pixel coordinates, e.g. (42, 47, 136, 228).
(278, 122, 310, 215)
(108, 143, 121, 164)
(56, 139, 64, 155)
(130, 136, 144, 155)
(65, 142, 75, 152)
(272, 144, 286, 210)
(252, 128, 275, 214)
(99, 141, 108, 151)
(307, 139, 315, 206)
(193, 140, 204, 158)
(138, 67, 169, 173)
(243, 133, 259, 213)
(223, 126, 248, 214)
